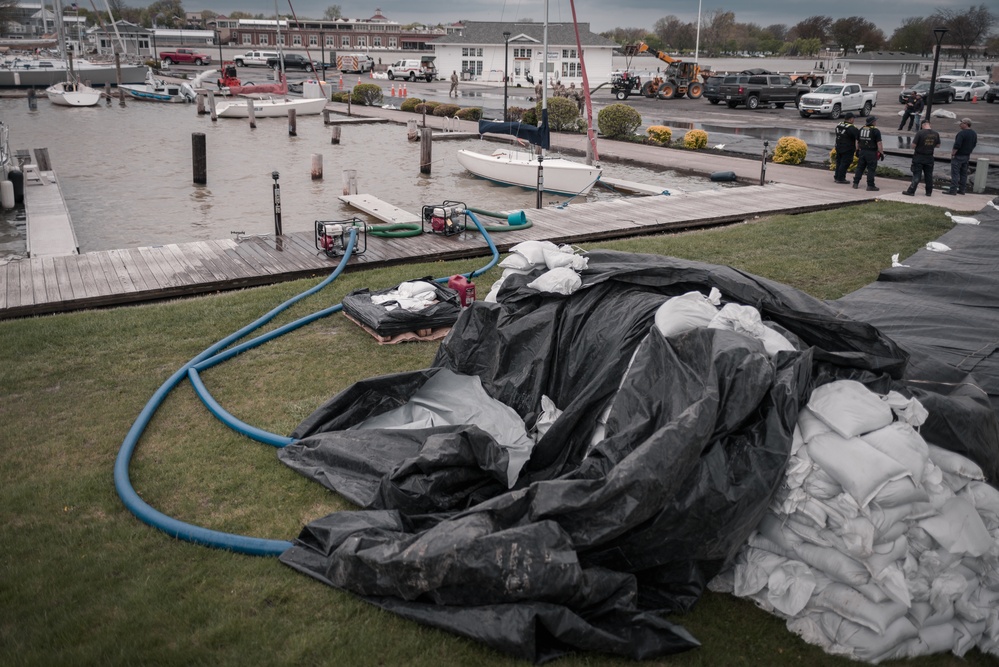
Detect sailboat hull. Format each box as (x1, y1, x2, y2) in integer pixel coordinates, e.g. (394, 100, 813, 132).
(45, 81, 102, 107)
(456, 148, 602, 196)
(214, 96, 327, 118)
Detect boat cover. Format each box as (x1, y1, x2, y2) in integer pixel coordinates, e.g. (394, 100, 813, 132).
(340, 281, 462, 337)
(278, 249, 999, 662)
(478, 112, 550, 149)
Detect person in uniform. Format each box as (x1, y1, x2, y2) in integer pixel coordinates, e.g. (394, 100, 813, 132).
(852, 115, 884, 191)
(944, 118, 978, 195)
(903, 120, 941, 196)
(833, 112, 860, 184)
(449, 70, 459, 97)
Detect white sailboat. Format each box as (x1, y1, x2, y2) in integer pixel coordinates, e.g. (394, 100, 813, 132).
(43, 0, 102, 107)
(456, 0, 601, 197)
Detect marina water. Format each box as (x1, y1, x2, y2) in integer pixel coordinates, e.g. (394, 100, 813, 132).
(1, 98, 729, 256)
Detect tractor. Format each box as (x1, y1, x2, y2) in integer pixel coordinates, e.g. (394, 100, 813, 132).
(628, 43, 708, 100)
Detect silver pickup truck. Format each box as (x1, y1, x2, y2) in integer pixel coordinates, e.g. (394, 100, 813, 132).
(798, 83, 877, 119)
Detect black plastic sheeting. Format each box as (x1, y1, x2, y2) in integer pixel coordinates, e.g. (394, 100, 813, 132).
(278, 250, 999, 662)
(834, 205, 999, 481)
(341, 281, 462, 337)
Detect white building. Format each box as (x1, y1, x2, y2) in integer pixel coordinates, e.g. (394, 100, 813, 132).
(430, 21, 617, 86)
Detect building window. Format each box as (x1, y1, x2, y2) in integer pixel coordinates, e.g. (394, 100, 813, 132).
(561, 62, 580, 77)
(243, 34, 252, 44)
(357, 37, 366, 47)
(389, 37, 397, 48)
(325, 35, 334, 47)
(309, 35, 317, 46)
(341, 36, 350, 47)
(293, 35, 302, 46)
(561, 48, 577, 59)
(513, 48, 532, 59)
(373, 37, 381, 47)
(277, 35, 285, 45)
(259, 35, 268, 45)
(462, 59, 483, 76)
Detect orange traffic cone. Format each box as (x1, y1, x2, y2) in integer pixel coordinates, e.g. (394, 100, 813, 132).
(338, 74, 343, 90)
(402, 83, 407, 97)
(971, 93, 978, 103)
(390, 84, 395, 97)
(357, 77, 361, 86)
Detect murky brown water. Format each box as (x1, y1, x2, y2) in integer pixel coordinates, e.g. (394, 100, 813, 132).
(1, 97, 731, 255)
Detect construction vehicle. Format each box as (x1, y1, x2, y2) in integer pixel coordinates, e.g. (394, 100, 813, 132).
(216, 61, 241, 90)
(628, 42, 707, 100)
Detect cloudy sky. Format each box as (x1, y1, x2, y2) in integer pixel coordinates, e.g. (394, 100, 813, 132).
(168, 0, 968, 35)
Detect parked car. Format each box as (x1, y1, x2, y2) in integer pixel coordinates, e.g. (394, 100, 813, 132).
(949, 79, 990, 101)
(986, 82, 999, 104)
(234, 50, 279, 67)
(798, 83, 877, 119)
(266, 53, 319, 71)
(719, 72, 810, 109)
(158, 49, 211, 66)
(898, 81, 955, 105)
(702, 75, 724, 104)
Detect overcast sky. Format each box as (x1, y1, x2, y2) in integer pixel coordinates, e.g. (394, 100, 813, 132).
(170, 0, 970, 35)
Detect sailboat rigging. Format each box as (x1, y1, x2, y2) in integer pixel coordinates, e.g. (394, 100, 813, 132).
(455, 0, 602, 204)
(44, 0, 103, 106)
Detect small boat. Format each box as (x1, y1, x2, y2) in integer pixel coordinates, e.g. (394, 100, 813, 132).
(456, 148, 602, 196)
(214, 96, 327, 118)
(120, 69, 195, 103)
(45, 80, 102, 107)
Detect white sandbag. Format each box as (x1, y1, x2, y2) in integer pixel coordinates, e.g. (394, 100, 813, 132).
(797, 406, 833, 443)
(757, 514, 804, 553)
(508, 240, 557, 265)
(874, 563, 912, 607)
(653, 291, 719, 337)
(498, 252, 534, 270)
(791, 424, 805, 455)
(856, 581, 891, 604)
(767, 560, 817, 616)
(802, 466, 842, 500)
(532, 394, 561, 442)
(527, 266, 582, 295)
(860, 422, 929, 484)
(954, 618, 987, 657)
(813, 492, 862, 527)
(813, 582, 908, 634)
(872, 477, 930, 508)
(884, 390, 929, 427)
(941, 471, 972, 493)
(788, 612, 837, 653)
(786, 514, 832, 546)
(484, 267, 533, 302)
(541, 245, 588, 271)
(800, 497, 830, 527)
(916, 622, 957, 655)
(929, 571, 969, 614)
(908, 601, 955, 627)
(919, 498, 994, 557)
(823, 516, 876, 560)
(807, 380, 894, 439)
(792, 541, 870, 586)
(926, 444, 985, 481)
(784, 454, 813, 490)
(732, 546, 789, 596)
(807, 432, 911, 508)
(748, 530, 792, 557)
(959, 482, 999, 530)
(707, 302, 795, 357)
(821, 612, 919, 663)
(866, 536, 909, 577)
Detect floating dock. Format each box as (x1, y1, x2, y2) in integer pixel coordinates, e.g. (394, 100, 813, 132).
(339, 194, 422, 224)
(19, 148, 79, 258)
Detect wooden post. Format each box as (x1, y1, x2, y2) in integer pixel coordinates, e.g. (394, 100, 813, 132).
(118, 87, 126, 107)
(104, 82, 112, 105)
(407, 119, 418, 141)
(347, 93, 351, 116)
(197, 92, 205, 115)
(342, 169, 357, 195)
(27, 88, 37, 110)
(323, 109, 330, 124)
(331, 126, 341, 144)
(114, 52, 122, 87)
(420, 127, 432, 174)
(311, 154, 323, 180)
(246, 99, 256, 129)
(34, 148, 51, 171)
(207, 90, 217, 121)
(192, 133, 207, 185)
(288, 108, 297, 136)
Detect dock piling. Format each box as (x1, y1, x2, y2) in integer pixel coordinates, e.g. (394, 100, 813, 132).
(288, 108, 297, 136)
(192, 133, 207, 185)
(331, 126, 341, 144)
(207, 90, 217, 121)
(311, 154, 323, 180)
(342, 169, 357, 196)
(246, 99, 256, 129)
(419, 127, 432, 174)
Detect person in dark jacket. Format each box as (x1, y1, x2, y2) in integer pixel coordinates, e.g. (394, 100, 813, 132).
(903, 120, 941, 196)
(944, 118, 978, 195)
(853, 116, 883, 191)
(833, 112, 860, 184)
(898, 93, 924, 132)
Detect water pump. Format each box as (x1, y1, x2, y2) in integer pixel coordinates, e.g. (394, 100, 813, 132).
(315, 218, 366, 258)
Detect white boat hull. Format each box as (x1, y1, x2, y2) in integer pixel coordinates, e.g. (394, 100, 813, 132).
(214, 96, 327, 118)
(456, 148, 602, 196)
(0, 57, 147, 87)
(120, 83, 192, 103)
(45, 81, 102, 107)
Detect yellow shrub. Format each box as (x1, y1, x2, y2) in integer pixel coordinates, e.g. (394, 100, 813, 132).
(646, 125, 672, 145)
(683, 129, 708, 149)
(828, 147, 859, 172)
(772, 136, 808, 165)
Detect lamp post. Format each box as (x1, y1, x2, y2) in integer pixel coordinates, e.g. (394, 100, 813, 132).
(925, 27, 948, 121)
(320, 31, 325, 78)
(502, 30, 511, 121)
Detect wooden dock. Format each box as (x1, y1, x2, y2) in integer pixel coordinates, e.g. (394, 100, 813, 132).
(0, 183, 853, 320)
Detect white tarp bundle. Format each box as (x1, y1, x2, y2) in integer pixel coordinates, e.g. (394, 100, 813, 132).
(711, 379, 999, 663)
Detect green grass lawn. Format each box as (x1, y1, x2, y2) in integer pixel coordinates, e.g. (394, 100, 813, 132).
(1, 201, 992, 666)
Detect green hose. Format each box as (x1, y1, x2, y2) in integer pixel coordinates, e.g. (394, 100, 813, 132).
(464, 207, 533, 232)
(366, 222, 423, 238)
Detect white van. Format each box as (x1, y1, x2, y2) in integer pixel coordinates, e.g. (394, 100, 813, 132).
(387, 57, 437, 82)
(337, 53, 374, 74)
(234, 51, 279, 67)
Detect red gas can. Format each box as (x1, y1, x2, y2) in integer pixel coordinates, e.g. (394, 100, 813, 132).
(448, 275, 476, 308)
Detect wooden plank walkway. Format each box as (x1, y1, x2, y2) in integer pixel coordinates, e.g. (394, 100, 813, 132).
(0, 182, 851, 320)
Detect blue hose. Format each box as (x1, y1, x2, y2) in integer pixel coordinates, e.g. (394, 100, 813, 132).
(117, 216, 501, 556)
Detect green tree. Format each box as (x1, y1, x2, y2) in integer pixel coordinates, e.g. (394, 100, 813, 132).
(831, 16, 885, 55)
(789, 15, 831, 42)
(702, 9, 736, 56)
(889, 17, 934, 54)
(653, 15, 695, 53)
(0, 0, 19, 27)
(323, 5, 342, 20)
(933, 4, 997, 66)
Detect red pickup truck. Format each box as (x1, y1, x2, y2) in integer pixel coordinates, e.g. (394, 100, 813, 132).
(159, 49, 211, 66)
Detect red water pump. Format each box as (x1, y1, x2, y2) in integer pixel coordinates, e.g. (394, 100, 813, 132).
(421, 200, 467, 236)
(315, 218, 366, 258)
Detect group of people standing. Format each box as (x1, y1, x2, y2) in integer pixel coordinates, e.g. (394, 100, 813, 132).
(833, 112, 978, 196)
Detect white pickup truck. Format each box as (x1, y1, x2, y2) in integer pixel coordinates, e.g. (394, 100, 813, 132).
(936, 68, 988, 84)
(797, 83, 877, 119)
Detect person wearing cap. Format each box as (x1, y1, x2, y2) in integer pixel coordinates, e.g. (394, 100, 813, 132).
(833, 112, 860, 184)
(944, 118, 978, 195)
(853, 115, 883, 191)
(903, 120, 941, 197)
(898, 92, 924, 132)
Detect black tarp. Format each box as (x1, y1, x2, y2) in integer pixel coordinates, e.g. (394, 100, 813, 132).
(341, 281, 462, 337)
(278, 250, 999, 662)
(478, 114, 551, 150)
(834, 206, 999, 481)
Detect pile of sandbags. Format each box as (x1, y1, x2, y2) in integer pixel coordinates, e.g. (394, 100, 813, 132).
(711, 379, 999, 662)
(485, 241, 589, 300)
